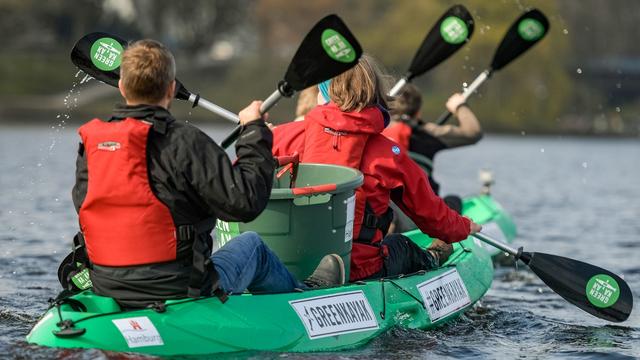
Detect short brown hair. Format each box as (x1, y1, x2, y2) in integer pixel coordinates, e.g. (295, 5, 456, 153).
(120, 39, 176, 103)
(295, 86, 319, 118)
(329, 54, 388, 112)
(390, 83, 422, 119)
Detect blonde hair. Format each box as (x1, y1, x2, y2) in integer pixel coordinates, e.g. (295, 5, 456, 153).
(120, 39, 176, 103)
(329, 54, 389, 112)
(295, 86, 319, 118)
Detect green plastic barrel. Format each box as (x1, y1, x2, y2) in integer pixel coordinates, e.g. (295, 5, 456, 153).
(215, 163, 364, 280)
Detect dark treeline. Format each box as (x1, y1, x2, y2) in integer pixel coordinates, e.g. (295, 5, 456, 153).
(0, 0, 638, 135)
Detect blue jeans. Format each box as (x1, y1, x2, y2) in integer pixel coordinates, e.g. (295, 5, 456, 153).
(212, 232, 305, 294)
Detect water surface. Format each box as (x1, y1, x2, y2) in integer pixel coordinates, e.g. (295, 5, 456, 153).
(0, 126, 638, 359)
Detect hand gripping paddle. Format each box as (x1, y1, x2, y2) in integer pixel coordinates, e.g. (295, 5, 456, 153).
(220, 14, 362, 148)
(70, 32, 239, 123)
(436, 9, 549, 124)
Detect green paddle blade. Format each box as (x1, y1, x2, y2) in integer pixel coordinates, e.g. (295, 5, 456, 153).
(70, 32, 192, 100)
(490, 9, 549, 71)
(283, 14, 362, 91)
(524, 252, 633, 322)
(407, 4, 474, 80)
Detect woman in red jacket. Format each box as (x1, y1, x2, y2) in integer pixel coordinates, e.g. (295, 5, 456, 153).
(273, 55, 481, 281)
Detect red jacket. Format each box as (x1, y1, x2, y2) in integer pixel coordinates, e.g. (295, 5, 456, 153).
(381, 121, 412, 152)
(273, 103, 470, 280)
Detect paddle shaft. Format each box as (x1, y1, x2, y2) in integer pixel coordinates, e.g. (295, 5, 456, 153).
(435, 69, 492, 125)
(187, 94, 239, 123)
(473, 231, 532, 264)
(220, 89, 284, 149)
(473, 231, 516, 255)
(388, 77, 409, 97)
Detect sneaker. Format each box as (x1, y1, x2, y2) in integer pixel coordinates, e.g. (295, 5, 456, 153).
(427, 239, 453, 266)
(304, 254, 345, 288)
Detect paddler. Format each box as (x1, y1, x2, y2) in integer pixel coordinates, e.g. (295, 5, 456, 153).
(271, 54, 482, 281)
(383, 84, 483, 196)
(69, 39, 344, 308)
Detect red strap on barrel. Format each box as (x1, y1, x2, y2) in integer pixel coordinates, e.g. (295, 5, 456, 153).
(291, 183, 337, 196)
(276, 153, 299, 167)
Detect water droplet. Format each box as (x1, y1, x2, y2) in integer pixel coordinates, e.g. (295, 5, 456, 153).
(582, 162, 588, 168)
(563, 29, 569, 35)
(462, 82, 468, 88)
(56, 115, 60, 119)
(537, 288, 543, 293)
(576, 68, 582, 74)
(615, 107, 621, 112)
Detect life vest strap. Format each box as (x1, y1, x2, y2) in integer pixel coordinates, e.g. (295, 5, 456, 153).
(181, 218, 226, 301)
(357, 202, 394, 243)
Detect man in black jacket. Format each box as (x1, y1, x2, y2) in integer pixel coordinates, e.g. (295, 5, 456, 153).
(71, 39, 344, 308)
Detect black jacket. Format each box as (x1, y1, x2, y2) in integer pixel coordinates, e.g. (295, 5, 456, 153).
(72, 104, 275, 307)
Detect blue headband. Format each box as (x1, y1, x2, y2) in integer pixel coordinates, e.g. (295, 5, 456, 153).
(318, 79, 331, 103)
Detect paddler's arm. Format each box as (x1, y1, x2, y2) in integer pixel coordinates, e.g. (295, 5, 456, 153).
(184, 101, 276, 222)
(71, 142, 88, 213)
(388, 148, 479, 243)
(422, 93, 483, 148)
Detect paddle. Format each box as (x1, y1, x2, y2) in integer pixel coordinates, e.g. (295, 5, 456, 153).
(388, 4, 474, 97)
(435, 9, 549, 124)
(70, 32, 240, 124)
(473, 232, 633, 322)
(220, 14, 363, 149)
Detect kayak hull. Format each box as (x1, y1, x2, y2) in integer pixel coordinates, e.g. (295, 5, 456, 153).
(27, 234, 492, 355)
(26, 193, 513, 356)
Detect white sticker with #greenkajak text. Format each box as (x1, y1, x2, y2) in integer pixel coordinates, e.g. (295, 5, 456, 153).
(112, 316, 164, 348)
(344, 195, 356, 242)
(417, 269, 471, 322)
(289, 290, 379, 339)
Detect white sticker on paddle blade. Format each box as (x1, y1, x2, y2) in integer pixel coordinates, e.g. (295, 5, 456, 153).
(344, 195, 356, 242)
(289, 290, 379, 339)
(417, 269, 471, 322)
(112, 316, 164, 348)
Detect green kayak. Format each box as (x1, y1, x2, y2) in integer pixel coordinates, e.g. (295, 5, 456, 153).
(27, 162, 516, 356)
(26, 193, 514, 356)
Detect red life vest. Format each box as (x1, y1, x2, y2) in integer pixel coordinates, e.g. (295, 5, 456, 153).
(78, 118, 177, 267)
